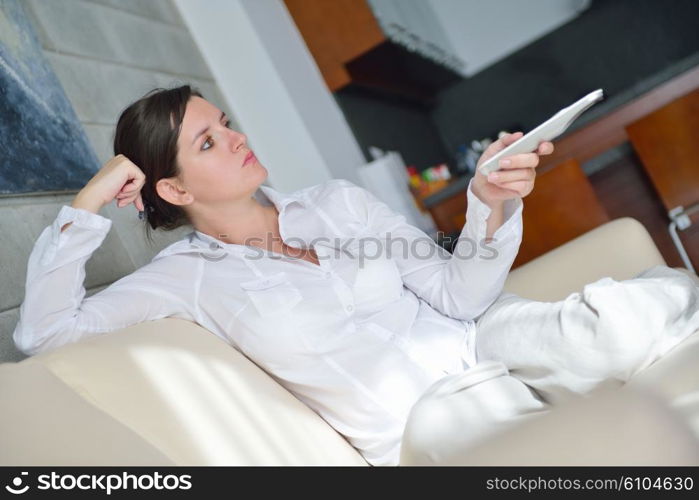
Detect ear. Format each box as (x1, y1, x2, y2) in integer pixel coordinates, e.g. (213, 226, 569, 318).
(156, 177, 194, 207)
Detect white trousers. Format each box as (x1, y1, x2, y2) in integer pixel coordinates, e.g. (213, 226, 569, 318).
(401, 265, 699, 465)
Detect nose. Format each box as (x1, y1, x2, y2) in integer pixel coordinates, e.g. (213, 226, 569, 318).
(227, 129, 247, 153)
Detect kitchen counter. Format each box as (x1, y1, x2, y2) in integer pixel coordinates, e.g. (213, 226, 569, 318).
(422, 174, 472, 208)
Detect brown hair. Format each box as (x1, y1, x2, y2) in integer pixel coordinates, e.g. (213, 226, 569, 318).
(113, 84, 202, 245)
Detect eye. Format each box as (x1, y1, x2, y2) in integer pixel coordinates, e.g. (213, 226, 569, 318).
(201, 136, 214, 151)
(201, 119, 231, 151)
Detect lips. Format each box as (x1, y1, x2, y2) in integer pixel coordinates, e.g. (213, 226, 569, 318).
(243, 151, 256, 167)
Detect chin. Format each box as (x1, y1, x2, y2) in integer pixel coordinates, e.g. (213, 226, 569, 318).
(249, 166, 268, 187)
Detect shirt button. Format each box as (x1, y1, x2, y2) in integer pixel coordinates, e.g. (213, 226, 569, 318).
(325, 272, 332, 278)
(346, 305, 354, 312)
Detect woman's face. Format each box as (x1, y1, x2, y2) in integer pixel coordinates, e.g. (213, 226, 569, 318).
(169, 96, 267, 206)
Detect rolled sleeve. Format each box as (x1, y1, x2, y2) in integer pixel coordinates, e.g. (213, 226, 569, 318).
(464, 178, 523, 243)
(14, 205, 190, 356)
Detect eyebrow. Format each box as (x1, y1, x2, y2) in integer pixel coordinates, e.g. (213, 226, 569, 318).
(191, 111, 226, 147)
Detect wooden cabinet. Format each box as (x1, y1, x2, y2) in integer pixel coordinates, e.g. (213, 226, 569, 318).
(626, 87, 699, 269)
(626, 88, 699, 212)
(283, 0, 384, 92)
(283, 0, 462, 101)
(512, 159, 609, 268)
(425, 159, 609, 268)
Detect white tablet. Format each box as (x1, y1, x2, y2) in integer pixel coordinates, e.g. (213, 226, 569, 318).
(478, 89, 605, 176)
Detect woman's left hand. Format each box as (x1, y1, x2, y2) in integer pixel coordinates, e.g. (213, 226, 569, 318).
(471, 132, 554, 207)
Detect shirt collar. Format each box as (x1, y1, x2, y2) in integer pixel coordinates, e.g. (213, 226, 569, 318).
(187, 184, 306, 250)
(258, 184, 307, 211)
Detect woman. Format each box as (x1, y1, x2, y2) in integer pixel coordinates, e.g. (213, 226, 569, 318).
(13, 86, 699, 466)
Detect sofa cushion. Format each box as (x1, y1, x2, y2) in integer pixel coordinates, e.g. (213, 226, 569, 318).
(26, 318, 368, 465)
(422, 383, 699, 465)
(0, 360, 174, 465)
(627, 329, 699, 439)
(505, 217, 667, 301)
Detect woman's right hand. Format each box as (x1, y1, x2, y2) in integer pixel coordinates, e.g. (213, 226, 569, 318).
(72, 154, 146, 214)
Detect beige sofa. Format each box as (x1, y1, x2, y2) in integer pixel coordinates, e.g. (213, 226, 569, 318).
(1, 217, 698, 466)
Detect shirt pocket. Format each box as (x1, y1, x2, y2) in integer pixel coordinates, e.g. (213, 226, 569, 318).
(352, 255, 404, 312)
(239, 271, 303, 317)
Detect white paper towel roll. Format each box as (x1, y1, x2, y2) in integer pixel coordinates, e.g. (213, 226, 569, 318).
(356, 151, 438, 239)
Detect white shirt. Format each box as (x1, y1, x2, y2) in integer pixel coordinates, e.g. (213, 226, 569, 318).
(13, 178, 523, 466)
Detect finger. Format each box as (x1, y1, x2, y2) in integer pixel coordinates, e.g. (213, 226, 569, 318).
(537, 141, 554, 155)
(500, 131, 524, 147)
(116, 191, 138, 201)
(120, 181, 141, 193)
(116, 187, 135, 198)
(135, 193, 144, 212)
(491, 180, 533, 197)
(488, 167, 535, 184)
(117, 193, 138, 207)
(489, 185, 522, 199)
(497, 153, 540, 170)
(486, 131, 524, 156)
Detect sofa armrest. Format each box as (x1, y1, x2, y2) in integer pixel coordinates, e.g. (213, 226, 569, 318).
(5, 318, 368, 466)
(504, 217, 667, 301)
(0, 361, 176, 466)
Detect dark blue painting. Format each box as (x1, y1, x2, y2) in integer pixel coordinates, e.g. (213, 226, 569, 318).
(0, 0, 98, 195)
